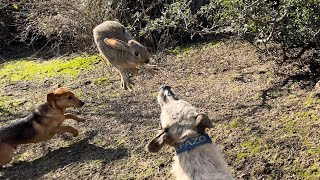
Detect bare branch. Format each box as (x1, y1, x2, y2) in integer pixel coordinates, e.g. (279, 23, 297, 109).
(45, 1, 99, 26)
(132, 0, 165, 27)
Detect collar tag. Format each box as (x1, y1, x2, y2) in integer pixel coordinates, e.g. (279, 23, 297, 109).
(175, 134, 212, 155)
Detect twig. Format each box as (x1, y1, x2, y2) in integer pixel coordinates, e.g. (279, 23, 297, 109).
(132, 0, 165, 27)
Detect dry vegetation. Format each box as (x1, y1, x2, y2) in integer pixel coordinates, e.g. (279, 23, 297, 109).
(0, 40, 319, 179)
(1, 0, 319, 61)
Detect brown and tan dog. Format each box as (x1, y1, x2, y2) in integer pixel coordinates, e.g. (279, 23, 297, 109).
(0, 87, 85, 167)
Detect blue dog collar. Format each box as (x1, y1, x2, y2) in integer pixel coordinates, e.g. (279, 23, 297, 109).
(175, 134, 212, 155)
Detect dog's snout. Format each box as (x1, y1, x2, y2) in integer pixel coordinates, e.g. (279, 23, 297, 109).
(160, 85, 171, 90)
(157, 85, 179, 106)
(80, 101, 85, 107)
(162, 86, 172, 96)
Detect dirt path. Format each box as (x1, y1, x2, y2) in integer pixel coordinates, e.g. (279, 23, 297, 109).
(0, 41, 319, 179)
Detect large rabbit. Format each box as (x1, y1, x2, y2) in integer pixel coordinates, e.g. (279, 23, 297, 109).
(93, 21, 159, 90)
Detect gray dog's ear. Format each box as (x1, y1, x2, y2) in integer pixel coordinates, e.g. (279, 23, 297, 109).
(104, 38, 129, 51)
(145, 130, 172, 153)
(196, 113, 213, 133)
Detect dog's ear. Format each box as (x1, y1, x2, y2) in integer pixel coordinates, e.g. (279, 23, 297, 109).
(47, 92, 55, 102)
(195, 113, 213, 133)
(104, 38, 130, 51)
(145, 130, 172, 153)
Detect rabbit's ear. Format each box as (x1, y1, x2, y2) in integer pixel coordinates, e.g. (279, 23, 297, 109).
(124, 31, 134, 41)
(104, 38, 130, 51)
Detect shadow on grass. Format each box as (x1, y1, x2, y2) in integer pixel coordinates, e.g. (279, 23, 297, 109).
(0, 133, 128, 179)
(82, 95, 159, 124)
(213, 70, 320, 124)
(238, 71, 320, 117)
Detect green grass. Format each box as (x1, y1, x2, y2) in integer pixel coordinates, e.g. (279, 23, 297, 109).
(93, 77, 111, 86)
(295, 164, 320, 179)
(168, 41, 221, 57)
(0, 96, 32, 116)
(0, 55, 100, 84)
(303, 97, 320, 107)
(274, 108, 320, 179)
(13, 149, 33, 162)
(237, 138, 266, 160)
(229, 119, 239, 128)
(168, 46, 191, 54)
(151, 91, 158, 97)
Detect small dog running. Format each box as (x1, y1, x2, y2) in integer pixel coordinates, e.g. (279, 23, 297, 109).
(146, 86, 234, 180)
(0, 87, 85, 167)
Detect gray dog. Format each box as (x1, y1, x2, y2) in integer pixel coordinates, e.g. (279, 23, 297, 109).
(146, 86, 234, 180)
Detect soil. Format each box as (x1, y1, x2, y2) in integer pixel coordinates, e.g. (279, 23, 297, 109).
(0, 40, 319, 179)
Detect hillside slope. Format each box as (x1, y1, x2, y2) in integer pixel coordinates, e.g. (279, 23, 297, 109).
(0, 41, 319, 179)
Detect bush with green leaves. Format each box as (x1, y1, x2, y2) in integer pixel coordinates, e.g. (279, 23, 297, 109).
(2, 0, 319, 61)
(11, 0, 231, 52)
(236, 0, 320, 61)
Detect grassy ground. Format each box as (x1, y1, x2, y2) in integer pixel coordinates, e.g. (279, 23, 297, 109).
(0, 41, 319, 179)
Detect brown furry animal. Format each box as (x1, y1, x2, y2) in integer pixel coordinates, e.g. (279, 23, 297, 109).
(0, 87, 85, 167)
(146, 86, 234, 180)
(93, 20, 159, 90)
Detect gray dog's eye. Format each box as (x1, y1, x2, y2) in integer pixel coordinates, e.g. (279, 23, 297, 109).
(134, 52, 139, 57)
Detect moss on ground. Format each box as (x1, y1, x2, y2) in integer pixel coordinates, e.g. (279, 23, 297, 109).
(0, 55, 100, 85)
(151, 91, 158, 97)
(169, 41, 221, 59)
(13, 149, 34, 162)
(93, 77, 111, 86)
(237, 138, 266, 160)
(304, 97, 320, 107)
(0, 96, 32, 116)
(229, 119, 239, 128)
(273, 105, 320, 178)
(168, 46, 192, 55)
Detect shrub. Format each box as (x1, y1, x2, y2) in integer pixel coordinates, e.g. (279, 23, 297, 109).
(10, 0, 235, 53)
(0, 1, 18, 49)
(1, 0, 319, 62)
(236, 0, 320, 62)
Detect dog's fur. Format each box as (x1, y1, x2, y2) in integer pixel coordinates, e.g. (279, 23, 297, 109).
(93, 20, 159, 90)
(0, 87, 85, 167)
(146, 86, 234, 180)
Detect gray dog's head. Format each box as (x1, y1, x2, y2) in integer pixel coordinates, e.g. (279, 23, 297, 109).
(146, 86, 213, 153)
(157, 85, 179, 108)
(104, 38, 151, 65)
